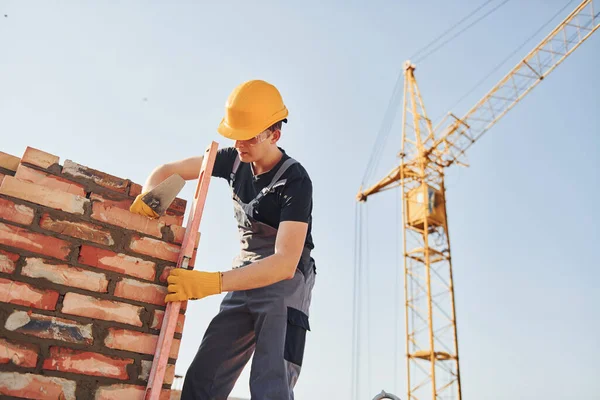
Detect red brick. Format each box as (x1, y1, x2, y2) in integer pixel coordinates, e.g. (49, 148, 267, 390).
(0, 338, 38, 367)
(62, 160, 128, 193)
(139, 360, 176, 384)
(151, 309, 185, 333)
(0, 372, 76, 400)
(40, 213, 114, 246)
(167, 197, 187, 216)
(104, 328, 180, 359)
(90, 193, 132, 210)
(129, 183, 142, 198)
(62, 292, 143, 327)
(0, 277, 59, 310)
(78, 245, 156, 281)
(160, 213, 184, 226)
(168, 227, 200, 246)
(159, 266, 173, 283)
(170, 225, 185, 244)
(5, 310, 93, 345)
(0, 249, 19, 273)
(22, 257, 108, 293)
(129, 235, 180, 263)
(94, 384, 172, 400)
(0, 196, 35, 225)
(0, 222, 71, 260)
(0, 152, 20, 172)
(21, 146, 59, 169)
(15, 164, 86, 196)
(115, 278, 166, 306)
(0, 176, 89, 215)
(91, 202, 163, 238)
(43, 347, 133, 380)
(91, 193, 183, 227)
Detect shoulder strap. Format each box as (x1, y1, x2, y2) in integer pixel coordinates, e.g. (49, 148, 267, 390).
(230, 154, 241, 180)
(248, 158, 297, 210)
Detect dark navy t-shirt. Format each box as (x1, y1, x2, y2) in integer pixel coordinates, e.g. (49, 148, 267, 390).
(211, 146, 314, 250)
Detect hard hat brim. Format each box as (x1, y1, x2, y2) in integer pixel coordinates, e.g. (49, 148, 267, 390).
(217, 108, 289, 141)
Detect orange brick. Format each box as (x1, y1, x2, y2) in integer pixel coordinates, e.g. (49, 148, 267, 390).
(62, 160, 128, 193)
(129, 183, 143, 197)
(0, 338, 39, 367)
(159, 266, 173, 283)
(90, 193, 132, 210)
(114, 278, 166, 306)
(0, 197, 35, 225)
(0, 172, 5, 184)
(22, 257, 109, 293)
(104, 328, 180, 359)
(0, 372, 76, 400)
(91, 202, 163, 238)
(151, 309, 185, 333)
(5, 310, 93, 345)
(0, 176, 88, 215)
(139, 360, 176, 385)
(170, 225, 185, 244)
(43, 347, 133, 380)
(0, 249, 19, 273)
(78, 244, 156, 281)
(0, 277, 59, 310)
(0, 152, 20, 172)
(167, 197, 187, 216)
(62, 292, 143, 327)
(94, 384, 172, 400)
(161, 213, 184, 226)
(21, 146, 59, 169)
(129, 235, 181, 263)
(40, 213, 114, 246)
(15, 164, 85, 196)
(0, 222, 71, 260)
(169, 226, 201, 246)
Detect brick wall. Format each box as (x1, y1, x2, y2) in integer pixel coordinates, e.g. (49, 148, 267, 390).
(0, 146, 196, 400)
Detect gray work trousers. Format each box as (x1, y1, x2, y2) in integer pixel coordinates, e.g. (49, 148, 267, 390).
(180, 263, 315, 400)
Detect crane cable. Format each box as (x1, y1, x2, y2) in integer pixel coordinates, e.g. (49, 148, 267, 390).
(360, 0, 510, 188)
(437, 0, 580, 121)
(408, 0, 496, 62)
(412, 0, 511, 64)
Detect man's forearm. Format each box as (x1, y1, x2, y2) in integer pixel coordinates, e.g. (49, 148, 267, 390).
(142, 165, 171, 193)
(221, 253, 296, 292)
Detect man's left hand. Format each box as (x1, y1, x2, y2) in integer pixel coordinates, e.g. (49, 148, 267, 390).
(165, 269, 222, 302)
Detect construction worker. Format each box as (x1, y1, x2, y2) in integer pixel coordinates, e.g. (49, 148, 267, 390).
(130, 79, 316, 399)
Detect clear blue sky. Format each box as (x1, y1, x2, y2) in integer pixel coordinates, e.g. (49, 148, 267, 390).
(1, 1, 599, 399)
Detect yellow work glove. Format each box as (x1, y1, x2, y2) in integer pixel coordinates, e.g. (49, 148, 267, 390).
(165, 269, 222, 302)
(129, 193, 159, 219)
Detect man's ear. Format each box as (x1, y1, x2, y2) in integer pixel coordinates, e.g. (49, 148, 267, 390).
(270, 129, 281, 143)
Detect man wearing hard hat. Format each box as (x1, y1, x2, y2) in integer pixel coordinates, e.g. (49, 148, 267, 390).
(131, 80, 316, 399)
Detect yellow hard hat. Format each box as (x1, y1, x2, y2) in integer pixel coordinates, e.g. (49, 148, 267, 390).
(217, 80, 288, 141)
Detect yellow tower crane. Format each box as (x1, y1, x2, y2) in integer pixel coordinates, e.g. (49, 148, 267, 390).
(356, 1, 599, 399)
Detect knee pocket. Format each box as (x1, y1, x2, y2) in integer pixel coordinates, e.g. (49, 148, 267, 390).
(284, 307, 310, 367)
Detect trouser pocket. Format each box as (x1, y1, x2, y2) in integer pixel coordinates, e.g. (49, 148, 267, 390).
(284, 307, 310, 366)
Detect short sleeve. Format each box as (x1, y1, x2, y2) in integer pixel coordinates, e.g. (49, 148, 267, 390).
(211, 147, 238, 180)
(280, 176, 313, 223)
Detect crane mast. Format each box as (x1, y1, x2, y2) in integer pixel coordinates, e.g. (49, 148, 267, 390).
(357, 1, 599, 399)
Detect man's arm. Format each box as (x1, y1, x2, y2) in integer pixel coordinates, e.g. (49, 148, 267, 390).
(142, 156, 204, 192)
(220, 220, 309, 291)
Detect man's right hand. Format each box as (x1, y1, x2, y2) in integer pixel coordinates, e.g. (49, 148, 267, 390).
(129, 194, 160, 219)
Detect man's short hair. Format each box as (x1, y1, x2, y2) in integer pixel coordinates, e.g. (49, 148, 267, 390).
(267, 119, 285, 132)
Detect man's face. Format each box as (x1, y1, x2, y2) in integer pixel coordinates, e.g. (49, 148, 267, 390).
(234, 129, 278, 162)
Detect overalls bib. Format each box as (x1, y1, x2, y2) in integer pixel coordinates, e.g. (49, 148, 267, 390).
(181, 154, 316, 400)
